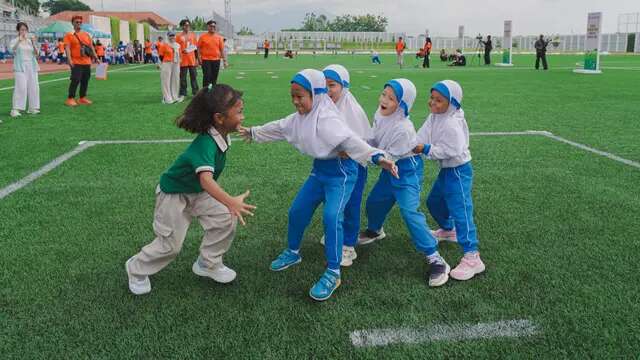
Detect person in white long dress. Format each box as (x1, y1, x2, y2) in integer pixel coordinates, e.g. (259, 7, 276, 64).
(10, 22, 40, 118)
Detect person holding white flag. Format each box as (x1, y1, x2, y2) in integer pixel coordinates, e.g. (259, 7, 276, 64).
(10, 22, 40, 118)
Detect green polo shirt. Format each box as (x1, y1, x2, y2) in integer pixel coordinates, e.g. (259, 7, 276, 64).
(159, 129, 229, 194)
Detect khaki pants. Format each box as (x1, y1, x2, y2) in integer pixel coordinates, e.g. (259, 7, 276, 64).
(160, 62, 180, 103)
(128, 186, 237, 277)
(397, 52, 404, 66)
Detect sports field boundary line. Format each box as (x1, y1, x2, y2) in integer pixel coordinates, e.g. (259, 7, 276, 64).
(350, 319, 538, 347)
(0, 64, 152, 92)
(1, 130, 638, 201)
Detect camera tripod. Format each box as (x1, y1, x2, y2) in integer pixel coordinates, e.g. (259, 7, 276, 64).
(470, 39, 484, 66)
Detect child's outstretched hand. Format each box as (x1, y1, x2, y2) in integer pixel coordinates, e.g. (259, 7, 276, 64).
(413, 144, 424, 154)
(237, 126, 252, 143)
(378, 158, 399, 179)
(228, 190, 256, 226)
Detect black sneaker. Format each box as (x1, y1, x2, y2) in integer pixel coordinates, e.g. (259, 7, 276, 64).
(427, 258, 450, 287)
(357, 228, 386, 245)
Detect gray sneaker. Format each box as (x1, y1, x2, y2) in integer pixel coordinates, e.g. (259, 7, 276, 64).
(357, 228, 386, 245)
(427, 257, 450, 287)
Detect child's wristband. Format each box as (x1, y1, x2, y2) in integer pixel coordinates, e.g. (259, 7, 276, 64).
(422, 144, 432, 156)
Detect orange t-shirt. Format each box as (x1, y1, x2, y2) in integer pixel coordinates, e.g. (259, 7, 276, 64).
(95, 45, 105, 57)
(197, 32, 224, 61)
(160, 43, 178, 63)
(57, 41, 65, 53)
(144, 41, 152, 54)
(175, 32, 198, 67)
(63, 31, 93, 65)
(395, 41, 405, 53)
(264, 40, 270, 49)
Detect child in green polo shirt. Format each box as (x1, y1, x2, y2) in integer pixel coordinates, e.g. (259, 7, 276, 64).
(125, 83, 255, 295)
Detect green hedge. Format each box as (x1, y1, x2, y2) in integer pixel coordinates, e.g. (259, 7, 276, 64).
(110, 17, 120, 45)
(129, 21, 138, 42)
(143, 23, 150, 42)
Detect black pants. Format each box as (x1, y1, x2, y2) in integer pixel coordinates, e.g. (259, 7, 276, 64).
(535, 52, 548, 70)
(68, 64, 91, 98)
(264, 48, 269, 58)
(422, 53, 430, 68)
(144, 54, 152, 63)
(179, 66, 199, 96)
(201, 60, 221, 88)
(484, 50, 491, 65)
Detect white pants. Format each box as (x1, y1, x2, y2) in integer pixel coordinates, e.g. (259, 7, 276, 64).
(13, 63, 40, 111)
(160, 62, 180, 103)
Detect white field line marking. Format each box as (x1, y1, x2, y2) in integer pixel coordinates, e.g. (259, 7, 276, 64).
(0, 139, 191, 200)
(540, 131, 640, 169)
(0, 64, 152, 91)
(1, 130, 638, 201)
(350, 319, 538, 347)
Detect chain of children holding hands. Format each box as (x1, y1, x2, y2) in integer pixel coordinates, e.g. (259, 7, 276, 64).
(125, 63, 485, 301)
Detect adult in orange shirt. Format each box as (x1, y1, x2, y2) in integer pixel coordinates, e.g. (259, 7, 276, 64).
(144, 39, 153, 63)
(155, 36, 164, 63)
(95, 40, 105, 63)
(395, 36, 406, 68)
(263, 39, 270, 59)
(197, 20, 227, 88)
(63, 15, 98, 107)
(175, 19, 199, 98)
(422, 37, 432, 68)
(56, 38, 66, 64)
(158, 32, 182, 104)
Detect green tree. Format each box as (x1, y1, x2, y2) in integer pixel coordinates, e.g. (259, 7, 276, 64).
(237, 26, 254, 35)
(287, 13, 388, 32)
(14, 0, 40, 15)
(300, 13, 329, 31)
(42, 0, 91, 15)
(110, 17, 120, 45)
(189, 16, 207, 31)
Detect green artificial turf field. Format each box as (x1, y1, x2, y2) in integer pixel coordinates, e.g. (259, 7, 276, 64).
(1, 53, 639, 358)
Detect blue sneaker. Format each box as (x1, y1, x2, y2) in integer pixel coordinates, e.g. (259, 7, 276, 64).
(270, 249, 302, 271)
(309, 269, 341, 301)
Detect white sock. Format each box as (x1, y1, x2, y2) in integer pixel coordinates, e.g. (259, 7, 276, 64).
(290, 249, 299, 254)
(328, 268, 340, 276)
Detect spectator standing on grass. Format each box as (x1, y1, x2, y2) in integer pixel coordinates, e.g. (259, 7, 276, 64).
(263, 39, 270, 58)
(534, 34, 550, 70)
(134, 39, 143, 63)
(197, 20, 226, 88)
(176, 18, 199, 98)
(9, 22, 40, 118)
(57, 38, 65, 64)
(125, 84, 253, 296)
(395, 36, 406, 68)
(64, 15, 98, 107)
(94, 40, 105, 63)
(126, 42, 134, 64)
(479, 35, 492, 65)
(144, 38, 152, 63)
(158, 32, 182, 105)
(422, 37, 432, 68)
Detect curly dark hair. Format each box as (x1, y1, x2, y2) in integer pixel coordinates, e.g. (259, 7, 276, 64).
(176, 84, 243, 134)
(16, 22, 28, 31)
(179, 19, 190, 27)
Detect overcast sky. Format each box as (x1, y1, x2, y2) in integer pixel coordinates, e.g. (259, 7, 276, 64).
(82, 0, 639, 35)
